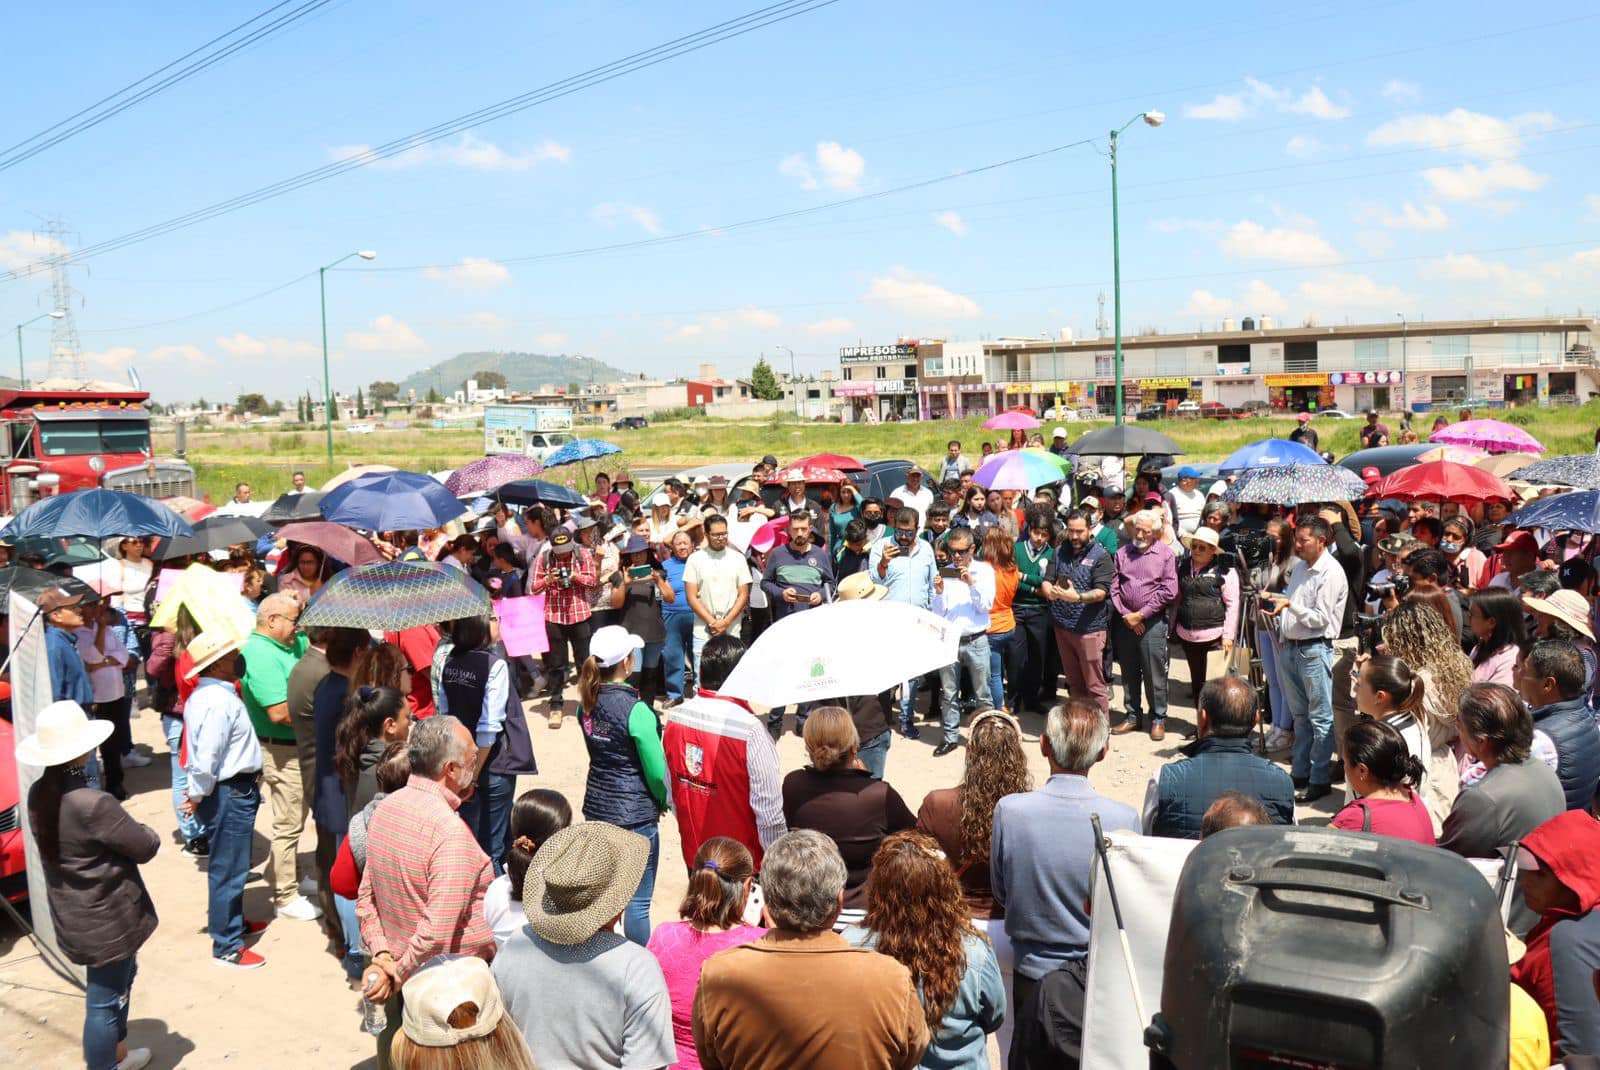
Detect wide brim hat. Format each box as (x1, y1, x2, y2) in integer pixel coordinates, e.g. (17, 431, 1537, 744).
(185, 630, 244, 679)
(1180, 526, 1221, 549)
(1523, 589, 1596, 641)
(15, 700, 114, 767)
(837, 571, 888, 601)
(1377, 534, 1418, 555)
(620, 534, 651, 556)
(523, 823, 649, 945)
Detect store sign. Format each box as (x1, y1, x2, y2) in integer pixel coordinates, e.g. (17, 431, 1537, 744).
(1328, 370, 1403, 385)
(1264, 374, 1328, 388)
(1140, 377, 1194, 390)
(835, 382, 875, 397)
(1473, 370, 1505, 402)
(875, 379, 907, 394)
(1216, 363, 1250, 377)
(840, 343, 917, 363)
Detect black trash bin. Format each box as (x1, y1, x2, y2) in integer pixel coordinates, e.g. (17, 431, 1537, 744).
(1147, 825, 1507, 1069)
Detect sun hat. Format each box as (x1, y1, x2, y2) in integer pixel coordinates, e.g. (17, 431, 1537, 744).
(1377, 533, 1419, 555)
(1523, 589, 1596, 641)
(570, 514, 597, 532)
(708, 475, 728, 489)
(548, 530, 575, 556)
(778, 468, 807, 484)
(692, 474, 710, 487)
(648, 491, 671, 509)
(1297, 412, 1311, 423)
(620, 534, 651, 556)
(836, 572, 888, 601)
(1208, 480, 1228, 498)
(14, 700, 113, 767)
(400, 956, 505, 1048)
(613, 471, 633, 486)
(184, 630, 244, 679)
(1052, 426, 1067, 439)
(523, 822, 650, 945)
(591, 624, 645, 667)
(1495, 530, 1538, 554)
(1178, 465, 1200, 480)
(1181, 526, 1222, 549)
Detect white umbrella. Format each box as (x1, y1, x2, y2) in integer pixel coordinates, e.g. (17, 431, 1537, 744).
(719, 599, 960, 707)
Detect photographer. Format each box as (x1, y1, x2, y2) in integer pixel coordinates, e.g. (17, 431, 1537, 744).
(1364, 533, 1418, 615)
(611, 535, 675, 707)
(528, 529, 599, 727)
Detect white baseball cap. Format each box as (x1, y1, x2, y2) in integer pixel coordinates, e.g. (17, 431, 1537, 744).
(590, 625, 645, 668)
(1052, 426, 1067, 439)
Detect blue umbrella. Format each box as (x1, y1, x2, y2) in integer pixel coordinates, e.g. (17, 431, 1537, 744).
(543, 438, 623, 468)
(319, 471, 468, 532)
(1223, 464, 1368, 507)
(1509, 490, 1600, 534)
(1504, 454, 1600, 490)
(1217, 438, 1326, 473)
(495, 479, 589, 509)
(0, 488, 193, 541)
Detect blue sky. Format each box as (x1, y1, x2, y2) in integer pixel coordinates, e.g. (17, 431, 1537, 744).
(2, 0, 1598, 402)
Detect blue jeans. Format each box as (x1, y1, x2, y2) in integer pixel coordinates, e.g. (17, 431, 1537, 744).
(987, 628, 1014, 710)
(163, 714, 203, 842)
(899, 677, 920, 726)
(458, 770, 515, 876)
(938, 635, 992, 744)
(1285, 638, 1336, 784)
(857, 729, 891, 779)
(198, 775, 261, 957)
(84, 955, 137, 1070)
(335, 890, 364, 981)
(623, 820, 659, 946)
(1257, 628, 1292, 730)
(662, 613, 694, 700)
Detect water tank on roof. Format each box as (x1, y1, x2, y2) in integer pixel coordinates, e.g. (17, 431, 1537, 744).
(1241, 316, 1256, 331)
(1059, 327, 1073, 342)
(1261, 315, 1274, 330)
(1222, 318, 1236, 332)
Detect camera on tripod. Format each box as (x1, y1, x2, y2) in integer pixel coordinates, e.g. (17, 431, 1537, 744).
(1355, 612, 1385, 655)
(1221, 527, 1273, 571)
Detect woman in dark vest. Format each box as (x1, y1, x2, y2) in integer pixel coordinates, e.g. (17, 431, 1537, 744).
(1172, 526, 1240, 704)
(609, 535, 675, 707)
(439, 612, 537, 874)
(578, 624, 670, 946)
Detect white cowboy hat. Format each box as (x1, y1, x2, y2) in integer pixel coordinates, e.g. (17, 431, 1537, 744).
(15, 701, 113, 767)
(185, 630, 245, 679)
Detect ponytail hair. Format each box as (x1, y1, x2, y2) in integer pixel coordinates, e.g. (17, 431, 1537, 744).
(334, 685, 407, 786)
(505, 789, 573, 903)
(1362, 655, 1424, 716)
(1343, 718, 1426, 790)
(678, 836, 755, 929)
(577, 654, 631, 710)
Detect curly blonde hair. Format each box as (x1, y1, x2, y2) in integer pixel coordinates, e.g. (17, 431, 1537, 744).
(1381, 599, 1473, 715)
(957, 712, 1033, 868)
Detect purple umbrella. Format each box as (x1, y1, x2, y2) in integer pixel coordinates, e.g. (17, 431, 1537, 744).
(1429, 419, 1544, 455)
(444, 455, 546, 497)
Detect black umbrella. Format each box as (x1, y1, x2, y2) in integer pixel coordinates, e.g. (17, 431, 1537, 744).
(0, 566, 97, 605)
(262, 491, 326, 525)
(1064, 425, 1184, 458)
(157, 517, 266, 560)
(495, 480, 589, 509)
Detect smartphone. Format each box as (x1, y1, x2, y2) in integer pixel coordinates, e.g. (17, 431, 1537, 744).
(742, 881, 765, 927)
(939, 564, 963, 579)
(629, 564, 652, 580)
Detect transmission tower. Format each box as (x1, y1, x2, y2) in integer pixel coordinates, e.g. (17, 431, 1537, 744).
(43, 218, 84, 381)
(1094, 290, 1109, 338)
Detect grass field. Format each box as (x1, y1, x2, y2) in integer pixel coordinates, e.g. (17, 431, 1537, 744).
(158, 404, 1600, 502)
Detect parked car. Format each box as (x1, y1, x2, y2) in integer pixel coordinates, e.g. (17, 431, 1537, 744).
(859, 459, 937, 503)
(1174, 401, 1202, 417)
(1337, 443, 1434, 478)
(1238, 399, 1271, 414)
(1199, 402, 1238, 419)
(0, 718, 24, 904)
(612, 416, 649, 430)
(1135, 408, 1165, 422)
(1315, 408, 1358, 419)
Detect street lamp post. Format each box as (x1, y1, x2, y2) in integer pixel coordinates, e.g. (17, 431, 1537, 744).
(319, 250, 377, 464)
(774, 344, 800, 420)
(1109, 110, 1165, 426)
(1396, 313, 1408, 423)
(13, 310, 64, 387)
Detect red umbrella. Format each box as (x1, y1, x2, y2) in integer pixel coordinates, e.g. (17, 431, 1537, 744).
(1366, 460, 1513, 505)
(764, 464, 848, 486)
(790, 452, 866, 472)
(275, 521, 385, 566)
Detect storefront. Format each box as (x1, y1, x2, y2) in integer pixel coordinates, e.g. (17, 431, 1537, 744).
(1329, 370, 1404, 413)
(919, 381, 996, 420)
(1265, 373, 1334, 413)
(1138, 377, 1200, 414)
(872, 379, 916, 421)
(834, 381, 876, 422)
(1212, 376, 1259, 407)
(1504, 373, 1538, 405)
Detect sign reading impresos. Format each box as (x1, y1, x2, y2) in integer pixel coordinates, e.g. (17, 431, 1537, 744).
(840, 343, 917, 363)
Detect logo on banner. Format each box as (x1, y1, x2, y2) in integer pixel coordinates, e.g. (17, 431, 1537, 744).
(684, 742, 704, 777)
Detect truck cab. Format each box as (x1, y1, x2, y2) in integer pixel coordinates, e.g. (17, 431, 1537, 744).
(0, 390, 195, 514)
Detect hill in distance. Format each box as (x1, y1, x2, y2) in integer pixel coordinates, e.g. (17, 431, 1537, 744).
(396, 351, 632, 397)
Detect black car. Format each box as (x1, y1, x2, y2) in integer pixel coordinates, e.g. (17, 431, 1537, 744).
(612, 416, 649, 430)
(1336, 443, 1433, 478)
(1135, 409, 1165, 422)
(858, 459, 937, 504)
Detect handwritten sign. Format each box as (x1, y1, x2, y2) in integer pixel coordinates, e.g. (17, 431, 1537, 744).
(493, 594, 549, 657)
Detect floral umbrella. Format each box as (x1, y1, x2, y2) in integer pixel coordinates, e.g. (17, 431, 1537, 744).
(1416, 443, 1489, 464)
(1428, 418, 1544, 455)
(763, 464, 848, 486)
(444, 455, 545, 497)
(1222, 464, 1368, 506)
(791, 453, 867, 472)
(1502, 454, 1600, 490)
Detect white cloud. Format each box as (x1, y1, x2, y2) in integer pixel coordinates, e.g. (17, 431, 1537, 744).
(344, 314, 425, 353)
(534, 332, 567, 350)
(863, 267, 981, 319)
(327, 133, 570, 171)
(1286, 87, 1350, 120)
(1186, 92, 1250, 121)
(780, 140, 865, 192)
(806, 318, 855, 336)
(673, 324, 704, 340)
(1182, 280, 1287, 319)
(1355, 201, 1452, 230)
(81, 344, 211, 372)
(1382, 80, 1420, 102)
(1219, 220, 1339, 264)
(671, 306, 783, 340)
(422, 257, 511, 290)
(215, 333, 317, 359)
(1365, 108, 1558, 160)
(1241, 279, 1288, 314)
(81, 346, 137, 372)
(1424, 253, 1547, 298)
(147, 344, 212, 365)
(592, 202, 662, 235)
(1295, 272, 1413, 310)
(1422, 160, 1548, 201)
(934, 211, 967, 236)
(0, 229, 69, 271)
(1183, 289, 1234, 317)
(1285, 135, 1327, 158)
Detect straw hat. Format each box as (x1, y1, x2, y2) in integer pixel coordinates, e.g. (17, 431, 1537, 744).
(1522, 589, 1596, 641)
(1180, 526, 1221, 550)
(15, 700, 113, 767)
(837, 572, 887, 601)
(523, 823, 649, 945)
(184, 630, 244, 679)
(400, 956, 505, 1047)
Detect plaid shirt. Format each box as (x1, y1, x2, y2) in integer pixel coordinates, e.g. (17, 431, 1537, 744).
(356, 775, 494, 979)
(529, 546, 598, 625)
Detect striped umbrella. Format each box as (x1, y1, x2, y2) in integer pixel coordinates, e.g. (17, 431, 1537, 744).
(300, 561, 491, 630)
(973, 448, 1072, 491)
(1223, 464, 1368, 506)
(444, 455, 546, 497)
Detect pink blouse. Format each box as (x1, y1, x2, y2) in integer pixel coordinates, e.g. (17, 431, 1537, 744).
(646, 922, 765, 1069)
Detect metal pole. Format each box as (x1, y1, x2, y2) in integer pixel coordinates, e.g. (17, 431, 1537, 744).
(14, 324, 22, 387)
(776, 345, 799, 420)
(1111, 129, 1124, 426)
(1397, 313, 1408, 422)
(319, 265, 334, 466)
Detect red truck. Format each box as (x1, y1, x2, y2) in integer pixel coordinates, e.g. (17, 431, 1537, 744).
(0, 388, 194, 514)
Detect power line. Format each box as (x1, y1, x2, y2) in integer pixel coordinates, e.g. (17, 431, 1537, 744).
(0, 0, 336, 173)
(2, 0, 842, 282)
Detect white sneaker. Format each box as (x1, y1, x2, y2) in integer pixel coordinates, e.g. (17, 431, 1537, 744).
(275, 895, 323, 922)
(121, 750, 152, 768)
(1263, 727, 1289, 752)
(298, 876, 320, 899)
(117, 1048, 152, 1070)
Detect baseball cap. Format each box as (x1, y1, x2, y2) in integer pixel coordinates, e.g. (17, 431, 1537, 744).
(1142, 491, 1163, 505)
(1052, 426, 1067, 439)
(400, 956, 505, 1048)
(1495, 530, 1537, 554)
(1177, 465, 1200, 479)
(549, 530, 576, 555)
(1361, 466, 1382, 483)
(761, 454, 778, 467)
(35, 587, 88, 614)
(1080, 496, 1101, 510)
(590, 624, 645, 667)
(1297, 412, 1311, 422)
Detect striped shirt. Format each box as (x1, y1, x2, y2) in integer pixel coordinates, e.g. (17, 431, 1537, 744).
(663, 690, 786, 870)
(356, 774, 495, 979)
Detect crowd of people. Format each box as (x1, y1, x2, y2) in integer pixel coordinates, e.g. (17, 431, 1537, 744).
(12, 412, 1600, 1069)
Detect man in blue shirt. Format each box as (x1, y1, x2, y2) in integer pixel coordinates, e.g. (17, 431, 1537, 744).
(868, 507, 939, 737)
(760, 512, 836, 738)
(40, 588, 95, 707)
(992, 697, 1138, 1067)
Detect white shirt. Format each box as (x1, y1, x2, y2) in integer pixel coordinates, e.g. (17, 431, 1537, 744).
(1167, 486, 1207, 536)
(1280, 549, 1349, 641)
(484, 873, 523, 949)
(683, 547, 751, 639)
(72, 625, 130, 704)
(184, 676, 264, 799)
(932, 559, 995, 636)
(888, 482, 935, 529)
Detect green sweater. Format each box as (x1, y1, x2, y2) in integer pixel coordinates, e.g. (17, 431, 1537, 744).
(1013, 540, 1056, 608)
(628, 700, 670, 809)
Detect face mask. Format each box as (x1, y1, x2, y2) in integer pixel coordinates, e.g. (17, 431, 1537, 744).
(1440, 541, 1462, 555)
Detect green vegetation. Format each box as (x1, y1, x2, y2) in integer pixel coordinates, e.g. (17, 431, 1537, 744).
(159, 404, 1600, 502)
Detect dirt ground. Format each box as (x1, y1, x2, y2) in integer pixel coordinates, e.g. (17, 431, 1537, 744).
(0, 655, 1339, 1069)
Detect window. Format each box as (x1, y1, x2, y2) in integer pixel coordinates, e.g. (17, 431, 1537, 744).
(904, 364, 917, 379)
(807, 389, 820, 400)
(38, 420, 152, 457)
(1354, 338, 1390, 369)
(923, 357, 944, 377)
(1218, 343, 1249, 368)
(7, 423, 33, 460)
(876, 366, 886, 379)
(843, 367, 852, 380)
(1284, 342, 1318, 373)
(1094, 353, 1114, 378)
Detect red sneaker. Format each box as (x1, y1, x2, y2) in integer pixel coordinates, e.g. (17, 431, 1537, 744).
(214, 948, 266, 970)
(244, 920, 269, 935)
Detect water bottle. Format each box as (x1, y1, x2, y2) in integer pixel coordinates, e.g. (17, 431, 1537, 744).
(361, 996, 387, 1036)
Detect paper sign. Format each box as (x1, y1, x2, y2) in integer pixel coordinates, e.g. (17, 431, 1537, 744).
(494, 594, 549, 656)
(153, 566, 244, 606)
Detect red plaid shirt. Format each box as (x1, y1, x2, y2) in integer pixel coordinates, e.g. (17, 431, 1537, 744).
(356, 775, 494, 979)
(529, 546, 598, 625)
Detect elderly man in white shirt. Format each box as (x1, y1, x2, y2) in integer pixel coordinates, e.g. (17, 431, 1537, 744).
(1260, 514, 1349, 804)
(888, 467, 935, 530)
(930, 525, 994, 758)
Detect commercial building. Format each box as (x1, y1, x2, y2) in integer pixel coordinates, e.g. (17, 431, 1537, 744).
(835, 342, 924, 422)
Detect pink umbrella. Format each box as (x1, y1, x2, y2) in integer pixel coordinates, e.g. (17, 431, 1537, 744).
(983, 410, 1042, 431)
(1429, 418, 1544, 455)
(1416, 443, 1488, 464)
(275, 521, 385, 566)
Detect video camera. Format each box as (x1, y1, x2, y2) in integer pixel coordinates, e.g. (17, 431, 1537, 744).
(1355, 612, 1384, 656)
(1365, 572, 1410, 606)
(1220, 527, 1274, 572)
